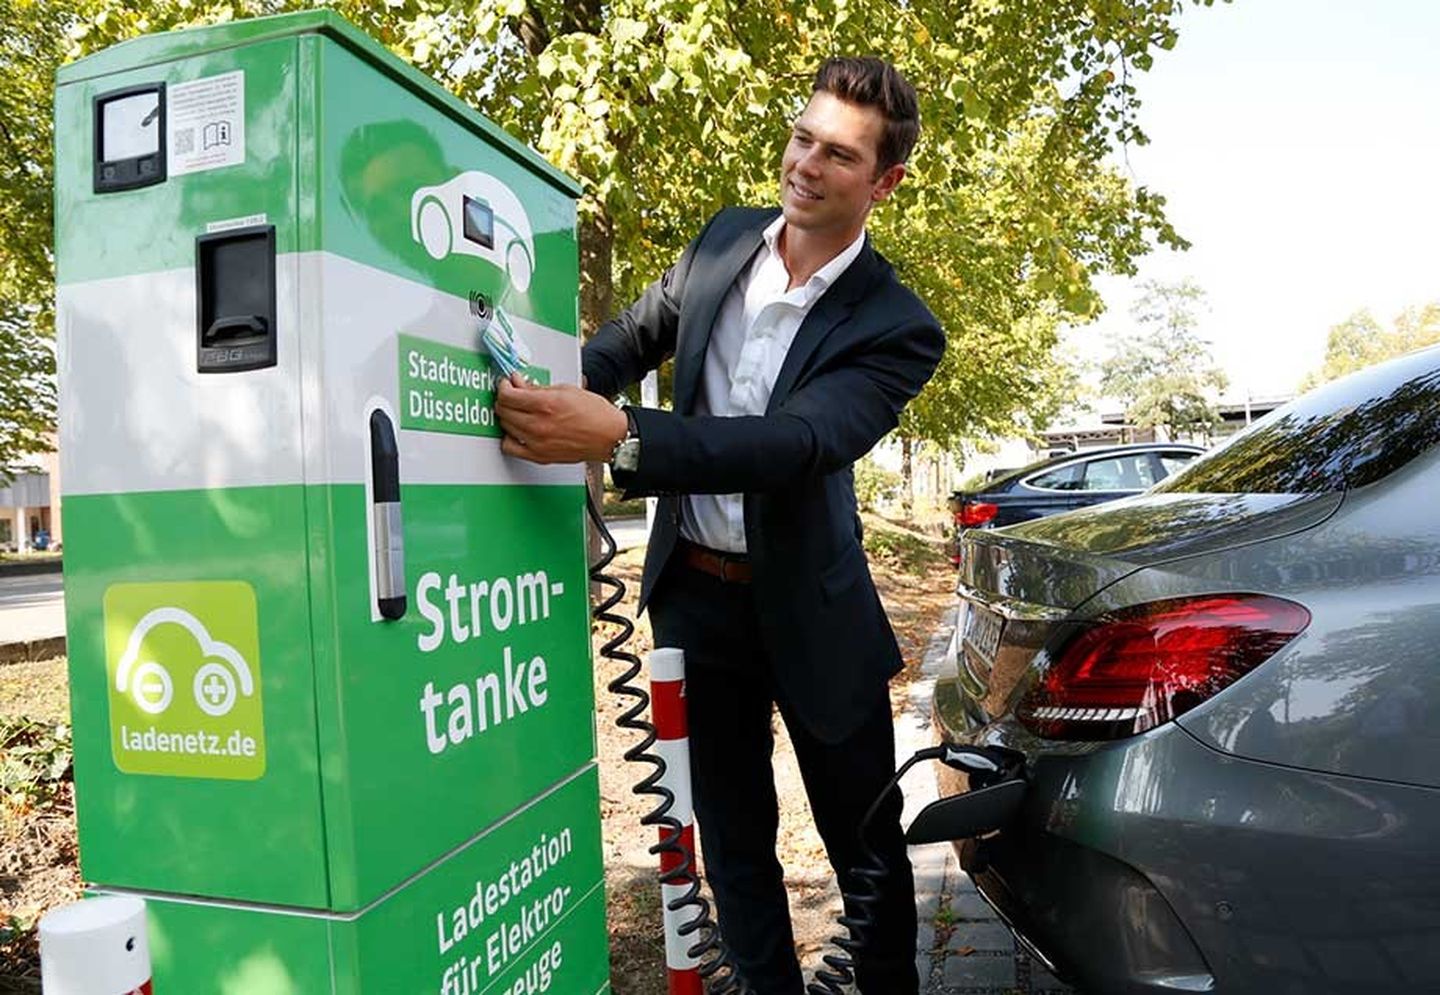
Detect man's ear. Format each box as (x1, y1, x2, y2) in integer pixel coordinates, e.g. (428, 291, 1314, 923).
(871, 162, 906, 204)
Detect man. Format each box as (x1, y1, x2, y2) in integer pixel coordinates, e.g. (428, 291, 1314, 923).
(496, 57, 944, 994)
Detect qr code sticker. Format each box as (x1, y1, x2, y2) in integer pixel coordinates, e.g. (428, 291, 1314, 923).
(174, 128, 195, 155)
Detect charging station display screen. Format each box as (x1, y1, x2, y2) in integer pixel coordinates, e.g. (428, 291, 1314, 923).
(101, 92, 161, 162)
(93, 84, 166, 193)
(462, 196, 494, 249)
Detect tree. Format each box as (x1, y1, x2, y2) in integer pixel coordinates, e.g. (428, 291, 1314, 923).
(1100, 279, 1227, 441)
(1301, 303, 1440, 389)
(40, 0, 1224, 486)
(0, 0, 72, 474)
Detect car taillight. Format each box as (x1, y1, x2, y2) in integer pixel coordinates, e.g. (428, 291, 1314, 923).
(957, 501, 998, 527)
(1017, 594, 1310, 741)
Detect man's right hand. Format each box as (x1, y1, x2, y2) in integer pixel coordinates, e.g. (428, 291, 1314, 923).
(495, 375, 627, 465)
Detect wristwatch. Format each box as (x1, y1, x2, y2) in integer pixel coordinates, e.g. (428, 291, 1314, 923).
(610, 407, 641, 473)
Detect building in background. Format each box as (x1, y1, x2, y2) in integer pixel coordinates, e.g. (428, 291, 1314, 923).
(1, 450, 62, 551)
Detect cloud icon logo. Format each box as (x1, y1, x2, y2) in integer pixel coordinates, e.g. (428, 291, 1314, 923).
(115, 607, 255, 718)
(104, 580, 266, 780)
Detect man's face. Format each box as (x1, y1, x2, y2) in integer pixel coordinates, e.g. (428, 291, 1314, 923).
(780, 91, 905, 239)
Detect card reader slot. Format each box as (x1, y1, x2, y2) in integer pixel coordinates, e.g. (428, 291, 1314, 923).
(195, 225, 277, 373)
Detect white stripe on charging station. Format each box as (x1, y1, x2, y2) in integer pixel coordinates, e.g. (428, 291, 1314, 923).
(59, 251, 583, 497)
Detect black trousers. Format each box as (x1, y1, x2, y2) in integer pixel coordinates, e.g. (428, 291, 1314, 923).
(648, 558, 919, 995)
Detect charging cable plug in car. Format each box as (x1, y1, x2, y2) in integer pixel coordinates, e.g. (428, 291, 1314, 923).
(941, 744, 1002, 773)
(903, 742, 1028, 848)
(904, 743, 1019, 779)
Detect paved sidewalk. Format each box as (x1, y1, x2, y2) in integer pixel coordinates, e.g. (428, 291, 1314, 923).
(902, 609, 1075, 995)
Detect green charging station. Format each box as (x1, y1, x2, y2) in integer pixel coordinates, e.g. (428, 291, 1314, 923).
(54, 12, 609, 992)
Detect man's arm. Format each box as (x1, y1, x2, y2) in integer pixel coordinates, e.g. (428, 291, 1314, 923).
(615, 308, 944, 495)
(581, 212, 719, 399)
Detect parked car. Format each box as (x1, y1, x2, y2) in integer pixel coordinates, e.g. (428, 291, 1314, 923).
(946, 443, 1204, 564)
(917, 345, 1440, 994)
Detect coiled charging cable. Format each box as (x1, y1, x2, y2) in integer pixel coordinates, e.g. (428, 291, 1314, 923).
(586, 493, 754, 994)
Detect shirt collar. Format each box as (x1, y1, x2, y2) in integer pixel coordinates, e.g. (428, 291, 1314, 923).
(761, 215, 867, 294)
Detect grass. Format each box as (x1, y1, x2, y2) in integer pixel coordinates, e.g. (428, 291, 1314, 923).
(0, 659, 69, 726)
(603, 495, 647, 518)
(862, 514, 948, 575)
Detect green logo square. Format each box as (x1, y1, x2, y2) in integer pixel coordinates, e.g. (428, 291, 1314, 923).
(104, 581, 266, 780)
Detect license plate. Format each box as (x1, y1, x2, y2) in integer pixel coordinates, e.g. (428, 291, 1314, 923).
(961, 601, 1004, 671)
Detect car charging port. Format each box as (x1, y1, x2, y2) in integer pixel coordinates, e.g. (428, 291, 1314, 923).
(904, 743, 1027, 846)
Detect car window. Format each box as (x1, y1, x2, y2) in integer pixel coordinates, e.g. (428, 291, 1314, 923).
(1027, 463, 1083, 490)
(1080, 455, 1157, 491)
(1158, 452, 1197, 477)
(1157, 347, 1440, 494)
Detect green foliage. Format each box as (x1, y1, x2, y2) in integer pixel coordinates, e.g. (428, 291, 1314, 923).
(1300, 303, 1440, 390)
(0, 0, 68, 473)
(0, 716, 73, 812)
(853, 458, 901, 512)
(600, 489, 646, 518)
(27, 0, 1228, 464)
(1100, 279, 1227, 439)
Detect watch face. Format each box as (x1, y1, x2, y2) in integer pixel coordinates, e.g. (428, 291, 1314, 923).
(614, 438, 641, 472)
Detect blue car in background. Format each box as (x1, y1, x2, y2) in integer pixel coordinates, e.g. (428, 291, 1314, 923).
(946, 443, 1204, 565)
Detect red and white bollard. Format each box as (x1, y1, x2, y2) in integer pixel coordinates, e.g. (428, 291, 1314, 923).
(648, 647, 703, 995)
(39, 894, 152, 994)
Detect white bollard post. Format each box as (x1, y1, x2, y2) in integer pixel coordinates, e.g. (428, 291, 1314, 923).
(648, 647, 702, 995)
(39, 895, 152, 995)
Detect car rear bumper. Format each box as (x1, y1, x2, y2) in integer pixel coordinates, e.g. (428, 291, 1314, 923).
(931, 707, 1440, 994)
(957, 831, 1216, 994)
(932, 729, 1217, 995)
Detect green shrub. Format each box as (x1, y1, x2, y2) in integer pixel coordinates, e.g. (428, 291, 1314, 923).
(854, 460, 902, 512)
(0, 717, 72, 812)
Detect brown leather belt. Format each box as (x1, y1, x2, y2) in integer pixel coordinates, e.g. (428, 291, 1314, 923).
(676, 538, 753, 584)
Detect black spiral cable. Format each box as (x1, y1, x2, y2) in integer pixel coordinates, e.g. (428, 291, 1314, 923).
(805, 749, 938, 995)
(585, 494, 754, 995)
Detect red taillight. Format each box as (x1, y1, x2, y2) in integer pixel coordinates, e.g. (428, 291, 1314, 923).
(1017, 594, 1310, 741)
(957, 501, 999, 527)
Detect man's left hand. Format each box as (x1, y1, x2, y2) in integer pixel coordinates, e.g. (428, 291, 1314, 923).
(494, 375, 628, 465)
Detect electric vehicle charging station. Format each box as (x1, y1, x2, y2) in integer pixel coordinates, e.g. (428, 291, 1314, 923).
(54, 11, 609, 992)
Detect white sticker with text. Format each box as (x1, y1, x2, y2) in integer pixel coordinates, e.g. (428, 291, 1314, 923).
(168, 70, 245, 177)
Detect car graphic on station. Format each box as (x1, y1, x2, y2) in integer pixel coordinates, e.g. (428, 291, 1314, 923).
(114, 605, 256, 718)
(410, 170, 537, 293)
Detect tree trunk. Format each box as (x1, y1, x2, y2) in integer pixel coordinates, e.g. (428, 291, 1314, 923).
(580, 208, 616, 585)
(900, 436, 914, 520)
(579, 209, 614, 338)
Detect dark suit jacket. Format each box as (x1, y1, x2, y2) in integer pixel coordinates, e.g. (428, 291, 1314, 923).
(582, 206, 945, 742)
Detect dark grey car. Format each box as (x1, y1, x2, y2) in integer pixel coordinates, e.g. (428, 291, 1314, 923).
(920, 345, 1440, 994)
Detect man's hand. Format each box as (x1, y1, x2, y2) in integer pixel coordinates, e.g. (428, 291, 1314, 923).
(495, 374, 628, 465)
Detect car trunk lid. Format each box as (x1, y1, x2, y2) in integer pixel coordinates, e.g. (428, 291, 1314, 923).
(953, 491, 1341, 725)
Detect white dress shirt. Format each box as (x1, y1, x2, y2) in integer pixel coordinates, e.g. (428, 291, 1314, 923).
(679, 216, 867, 553)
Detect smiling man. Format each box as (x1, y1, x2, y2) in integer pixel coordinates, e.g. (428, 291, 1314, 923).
(496, 58, 943, 994)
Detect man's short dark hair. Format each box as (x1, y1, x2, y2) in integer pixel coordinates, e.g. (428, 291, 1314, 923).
(813, 57, 920, 172)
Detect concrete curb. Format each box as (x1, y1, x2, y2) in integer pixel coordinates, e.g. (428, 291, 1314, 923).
(0, 635, 67, 665)
(901, 606, 957, 988)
